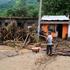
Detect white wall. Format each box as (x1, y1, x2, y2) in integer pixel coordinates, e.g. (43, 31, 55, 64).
(68, 24, 70, 37)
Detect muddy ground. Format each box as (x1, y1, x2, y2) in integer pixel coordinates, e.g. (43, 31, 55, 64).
(0, 45, 70, 70)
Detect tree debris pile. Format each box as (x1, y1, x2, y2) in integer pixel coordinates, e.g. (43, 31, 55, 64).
(0, 20, 39, 47)
(52, 39, 70, 56)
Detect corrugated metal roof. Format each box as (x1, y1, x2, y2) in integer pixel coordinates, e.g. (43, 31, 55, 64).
(41, 15, 69, 21)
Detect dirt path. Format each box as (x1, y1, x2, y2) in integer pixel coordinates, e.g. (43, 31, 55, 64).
(0, 52, 70, 70)
(0, 45, 70, 70)
(0, 52, 37, 70)
(44, 56, 70, 70)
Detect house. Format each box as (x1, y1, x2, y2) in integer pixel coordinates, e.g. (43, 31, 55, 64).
(0, 17, 38, 27)
(41, 15, 70, 39)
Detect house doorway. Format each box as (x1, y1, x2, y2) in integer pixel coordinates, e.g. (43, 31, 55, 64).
(57, 24, 62, 38)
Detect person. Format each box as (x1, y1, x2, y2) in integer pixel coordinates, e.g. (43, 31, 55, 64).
(46, 31, 53, 55)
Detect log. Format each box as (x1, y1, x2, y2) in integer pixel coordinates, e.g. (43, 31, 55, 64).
(22, 33, 29, 47)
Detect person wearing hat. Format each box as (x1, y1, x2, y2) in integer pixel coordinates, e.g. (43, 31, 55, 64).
(46, 31, 53, 55)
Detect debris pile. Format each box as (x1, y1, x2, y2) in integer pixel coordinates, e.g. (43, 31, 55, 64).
(0, 20, 39, 48)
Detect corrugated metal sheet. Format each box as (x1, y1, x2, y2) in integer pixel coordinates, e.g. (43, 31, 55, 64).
(41, 15, 69, 21)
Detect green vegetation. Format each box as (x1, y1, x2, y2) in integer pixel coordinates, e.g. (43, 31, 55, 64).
(0, 0, 70, 17)
(42, 0, 70, 15)
(0, 0, 39, 17)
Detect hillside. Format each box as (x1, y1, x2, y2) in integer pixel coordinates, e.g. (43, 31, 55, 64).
(0, 0, 38, 9)
(0, 0, 38, 17)
(0, 0, 70, 17)
(0, 0, 11, 5)
(0, 0, 15, 10)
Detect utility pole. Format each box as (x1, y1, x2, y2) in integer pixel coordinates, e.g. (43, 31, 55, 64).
(38, 0, 42, 41)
